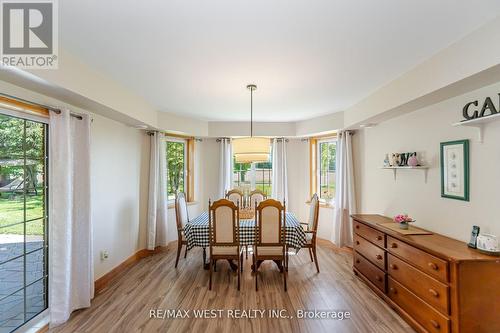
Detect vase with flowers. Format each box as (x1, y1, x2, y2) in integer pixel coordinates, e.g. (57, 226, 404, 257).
(394, 214, 415, 230)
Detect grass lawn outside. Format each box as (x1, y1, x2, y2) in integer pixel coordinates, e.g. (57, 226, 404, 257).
(0, 192, 45, 235)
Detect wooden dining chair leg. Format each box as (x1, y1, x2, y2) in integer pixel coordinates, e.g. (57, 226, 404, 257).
(209, 259, 213, 290)
(237, 254, 241, 291)
(240, 252, 244, 273)
(312, 246, 320, 273)
(283, 265, 287, 292)
(175, 240, 182, 268)
(245, 245, 248, 259)
(308, 247, 313, 262)
(254, 255, 258, 291)
(183, 244, 188, 258)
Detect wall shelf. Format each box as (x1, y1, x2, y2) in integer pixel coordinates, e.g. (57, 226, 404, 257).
(381, 166, 429, 182)
(452, 113, 500, 143)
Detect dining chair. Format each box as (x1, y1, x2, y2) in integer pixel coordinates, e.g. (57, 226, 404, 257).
(253, 199, 288, 291)
(300, 193, 320, 273)
(249, 189, 267, 209)
(208, 198, 244, 290)
(225, 189, 244, 208)
(244, 189, 267, 259)
(174, 192, 189, 268)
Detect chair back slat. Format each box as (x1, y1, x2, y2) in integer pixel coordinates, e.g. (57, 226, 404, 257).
(308, 193, 320, 232)
(175, 192, 189, 230)
(250, 189, 267, 209)
(226, 189, 243, 208)
(256, 199, 285, 246)
(209, 199, 239, 247)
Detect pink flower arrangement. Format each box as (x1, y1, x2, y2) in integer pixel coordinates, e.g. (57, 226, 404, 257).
(394, 214, 414, 224)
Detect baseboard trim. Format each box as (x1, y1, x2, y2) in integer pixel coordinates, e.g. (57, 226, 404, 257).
(94, 245, 170, 294)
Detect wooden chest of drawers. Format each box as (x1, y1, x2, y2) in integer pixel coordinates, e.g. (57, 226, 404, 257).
(352, 214, 500, 333)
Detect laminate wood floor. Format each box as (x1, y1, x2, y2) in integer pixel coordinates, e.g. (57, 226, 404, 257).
(50, 240, 415, 333)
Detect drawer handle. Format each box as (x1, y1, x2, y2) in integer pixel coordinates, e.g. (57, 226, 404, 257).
(389, 264, 397, 270)
(376, 236, 383, 241)
(375, 275, 382, 282)
(390, 243, 398, 248)
(355, 259, 360, 264)
(376, 254, 383, 260)
(429, 289, 439, 298)
(428, 262, 439, 271)
(356, 241, 360, 245)
(389, 287, 397, 294)
(430, 319, 440, 329)
(355, 225, 360, 229)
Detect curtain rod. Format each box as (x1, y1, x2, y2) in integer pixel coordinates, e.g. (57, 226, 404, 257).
(0, 92, 85, 120)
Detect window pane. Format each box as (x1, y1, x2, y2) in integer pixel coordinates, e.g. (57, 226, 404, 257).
(319, 141, 336, 200)
(0, 289, 24, 332)
(232, 154, 272, 197)
(0, 114, 48, 332)
(26, 278, 46, 321)
(0, 114, 24, 159)
(0, 257, 23, 297)
(166, 141, 185, 201)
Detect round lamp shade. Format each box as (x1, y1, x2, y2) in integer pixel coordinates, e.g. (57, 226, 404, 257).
(232, 137, 271, 163)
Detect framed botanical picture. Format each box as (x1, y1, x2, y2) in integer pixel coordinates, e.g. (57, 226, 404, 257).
(440, 139, 469, 201)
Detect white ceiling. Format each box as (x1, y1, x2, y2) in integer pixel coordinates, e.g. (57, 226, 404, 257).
(60, 0, 500, 122)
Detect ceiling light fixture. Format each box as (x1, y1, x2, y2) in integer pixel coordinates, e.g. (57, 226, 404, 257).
(232, 84, 271, 163)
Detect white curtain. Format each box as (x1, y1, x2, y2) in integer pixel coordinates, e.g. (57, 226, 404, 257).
(332, 131, 357, 247)
(49, 109, 93, 326)
(147, 132, 168, 250)
(271, 138, 288, 203)
(218, 138, 233, 198)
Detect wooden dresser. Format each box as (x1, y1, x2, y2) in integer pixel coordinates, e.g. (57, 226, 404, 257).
(351, 214, 500, 333)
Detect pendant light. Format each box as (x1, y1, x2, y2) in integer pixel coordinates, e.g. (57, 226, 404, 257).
(232, 84, 271, 163)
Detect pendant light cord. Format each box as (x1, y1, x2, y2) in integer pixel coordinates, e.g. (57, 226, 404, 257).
(250, 87, 253, 137)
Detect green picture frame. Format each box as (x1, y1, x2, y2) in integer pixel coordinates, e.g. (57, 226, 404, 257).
(440, 139, 469, 201)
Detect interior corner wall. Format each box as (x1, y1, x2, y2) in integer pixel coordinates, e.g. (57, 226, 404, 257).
(353, 81, 500, 242)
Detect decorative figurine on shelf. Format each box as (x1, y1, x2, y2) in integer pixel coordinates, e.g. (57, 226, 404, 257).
(394, 214, 416, 230)
(408, 152, 418, 167)
(391, 153, 401, 166)
(384, 154, 390, 167)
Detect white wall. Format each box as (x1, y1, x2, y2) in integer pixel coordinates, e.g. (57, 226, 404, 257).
(91, 116, 149, 278)
(353, 81, 500, 242)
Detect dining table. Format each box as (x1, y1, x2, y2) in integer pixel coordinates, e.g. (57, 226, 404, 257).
(184, 211, 307, 269)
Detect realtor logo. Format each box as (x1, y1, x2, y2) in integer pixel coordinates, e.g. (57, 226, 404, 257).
(1, 0, 58, 68)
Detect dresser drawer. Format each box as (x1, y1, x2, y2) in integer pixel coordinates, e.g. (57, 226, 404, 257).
(388, 278, 450, 333)
(387, 236, 448, 283)
(354, 251, 386, 292)
(388, 254, 449, 315)
(353, 234, 385, 270)
(353, 220, 385, 248)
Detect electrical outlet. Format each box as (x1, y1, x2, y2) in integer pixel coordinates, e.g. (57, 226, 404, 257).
(100, 250, 109, 261)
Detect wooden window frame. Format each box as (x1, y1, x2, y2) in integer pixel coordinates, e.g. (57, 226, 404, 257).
(309, 133, 337, 206)
(165, 133, 195, 203)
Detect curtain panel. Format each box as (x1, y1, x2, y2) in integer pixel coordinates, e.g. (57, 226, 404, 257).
(218, 138, 233, 198)
(332, 131, 356, 247)
(49, 109, 93, 326)
(271, 138, 288, 204)
(147, 132, 168, 250)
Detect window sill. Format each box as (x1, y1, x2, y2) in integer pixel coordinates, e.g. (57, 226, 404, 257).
(167, 201, 198, 209)
(306, 200, 335, 209)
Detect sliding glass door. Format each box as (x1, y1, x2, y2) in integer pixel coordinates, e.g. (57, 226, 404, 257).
(0, 112, 48, 333)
